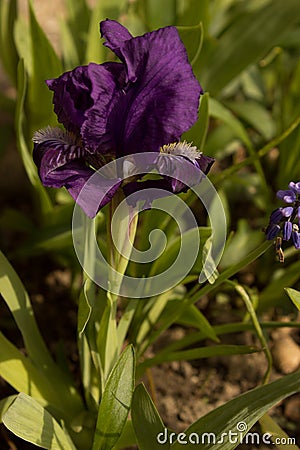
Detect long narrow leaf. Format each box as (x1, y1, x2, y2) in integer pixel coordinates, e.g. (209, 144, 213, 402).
(285, 287, 300, 311)
(15, 59, 52, 213)
(259, 413, 299, 450)
(0, 250, 83, 415)
(171, 371, 300, 449)
(0, 0, 18, 85)
(199, 0, 300, 95)
(0, 250, 54, 369)
(92, 346, 135, 450)
(143, 241, 272, 353)
(138, 344, 258, 376)
(28, 0, 62, 132)
(0, 331, 65, 416)
(132, 384, 170, 450)
(85, 0, 124, 64)
(3, 393, 76, 450)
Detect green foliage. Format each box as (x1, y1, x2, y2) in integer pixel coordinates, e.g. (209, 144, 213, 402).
(132, 384, 169, 450)
(171, 371, 300, 450)
(285, 287, 300, 311)
(0, 0, 300, 448)
(92, 346, 135, 450)
(130, 373, 300, 450)
(2, 393, 76, 450)
(0, 0, 18, 86)
(197, 0, 300, 96)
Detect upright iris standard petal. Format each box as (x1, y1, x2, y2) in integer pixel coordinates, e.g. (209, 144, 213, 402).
(46, 67, 94, 134)
(100, 19, 132, 61)
(97, 21, 203, 156)
(47, 63, 118, 152)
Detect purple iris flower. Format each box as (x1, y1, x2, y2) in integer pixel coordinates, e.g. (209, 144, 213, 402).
(33, 19, 214, 218)
(265, 181, 300, 253)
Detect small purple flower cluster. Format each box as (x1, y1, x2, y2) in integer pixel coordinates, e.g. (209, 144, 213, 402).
(265, 182, 300, 249)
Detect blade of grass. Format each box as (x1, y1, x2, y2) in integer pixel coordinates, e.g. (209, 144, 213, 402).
(137, 344, 259, 377)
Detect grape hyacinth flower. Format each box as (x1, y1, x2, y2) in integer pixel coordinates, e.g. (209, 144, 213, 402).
(33, 19, 214, 218)
(265, 182, 300, 259)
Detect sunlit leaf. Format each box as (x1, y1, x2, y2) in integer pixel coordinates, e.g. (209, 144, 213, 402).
(285, 287, 300, 311)
(138, 344, 259, 375)
(0, 250, 83, 416)
(259, 413, 299, 450)
(225, 100, 276, 141)
(132, 384, 170, 450)
(92, 346, 135, 450)
(3, 393, 76, 450)
(258, 259, 300, 312)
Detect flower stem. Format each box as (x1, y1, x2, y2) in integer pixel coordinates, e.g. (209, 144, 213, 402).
(228, 281, 272, 384)
(104, 190, 139, 375)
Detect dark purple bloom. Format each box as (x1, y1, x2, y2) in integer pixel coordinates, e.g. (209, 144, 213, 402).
(33, 19, 214, 217)
(265, 181, 300, 257)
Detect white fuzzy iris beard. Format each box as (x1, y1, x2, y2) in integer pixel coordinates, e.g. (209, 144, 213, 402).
(32, 126, 78, 145)
(160, 141, 201, 161)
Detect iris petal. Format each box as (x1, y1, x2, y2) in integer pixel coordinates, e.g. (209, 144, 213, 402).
(47, 66, 93, 133)
(34, 20, 213, 217)
(33, 129, 86, 187)
(68, 169, 122, 218)
(81, 63, 120, 153)
(100, 19, 133, 61)
(47, 63, 118, 153)
(155, 154, 202, 192)
(102, 23, 202, 156)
